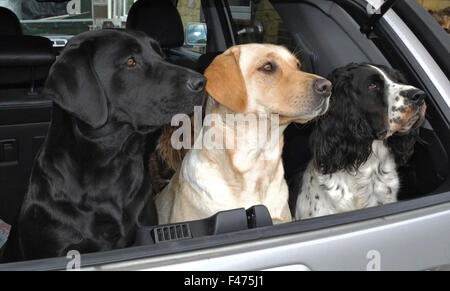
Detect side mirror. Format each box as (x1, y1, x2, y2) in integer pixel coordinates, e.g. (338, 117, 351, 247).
(185, 22, 207, 47)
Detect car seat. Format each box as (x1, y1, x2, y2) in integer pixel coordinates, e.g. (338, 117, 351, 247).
(0, 8, 55, 225)
(126, 0, 198, 70)
(0, 7, 22, 36)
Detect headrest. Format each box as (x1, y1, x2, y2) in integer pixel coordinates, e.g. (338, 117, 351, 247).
(197, 52, 223, 74)
(0, 36, 55, 87)
(0, 7, 22, 35)
(126, 0, 184, 48)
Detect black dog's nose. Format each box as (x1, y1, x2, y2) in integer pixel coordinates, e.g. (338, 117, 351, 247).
(187, 76, 206, 93)
(314, 78, 332, 97)
(407, 89, 426, 105)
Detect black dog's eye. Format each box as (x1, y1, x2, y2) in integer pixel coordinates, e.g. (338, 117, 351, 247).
(259, 62, 275, 73)
(368, 83, 378, 90)
(126, 57, 136, 67)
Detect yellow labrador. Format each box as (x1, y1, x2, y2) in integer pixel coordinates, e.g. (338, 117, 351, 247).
(156, 44, 332, 224)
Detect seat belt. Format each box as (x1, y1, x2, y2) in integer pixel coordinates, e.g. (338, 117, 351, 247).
(360, 0, 401, 37)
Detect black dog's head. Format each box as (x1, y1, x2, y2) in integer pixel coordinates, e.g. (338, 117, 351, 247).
(311, 63, 427, 174)
(44, 29, 205, 132)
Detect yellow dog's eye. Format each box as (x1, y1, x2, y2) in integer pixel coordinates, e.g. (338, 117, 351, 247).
(126, 57, 136, 67)
(368, 83, 377, 89)
(260, 62, 274, 73)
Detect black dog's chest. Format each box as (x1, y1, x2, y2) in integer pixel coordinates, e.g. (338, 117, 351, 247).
(10, 120, 157, 261)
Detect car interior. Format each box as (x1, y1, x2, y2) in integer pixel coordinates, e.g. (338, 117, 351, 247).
(0, 0, 449, 268)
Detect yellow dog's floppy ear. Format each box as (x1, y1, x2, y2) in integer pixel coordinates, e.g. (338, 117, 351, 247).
(204, 47, 247, 113)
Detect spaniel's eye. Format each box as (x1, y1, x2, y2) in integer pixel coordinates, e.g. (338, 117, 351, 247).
(260, 62, 274, 73)
(368, 83, 377, 89)
(126, 57, 136, 67)
(297, 62, 302, 71)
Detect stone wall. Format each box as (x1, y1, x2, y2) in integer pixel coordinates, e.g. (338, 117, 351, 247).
(417, 0, 450, 11)
(255, 0, 280, 44)
(177, 0, 202, 28)
(254, 0, 295, 50)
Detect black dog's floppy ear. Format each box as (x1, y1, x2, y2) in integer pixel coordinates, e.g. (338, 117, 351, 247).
(311, 64, 374, 174)
(44, 41, 108, 128)
(149, 38, 165, 58)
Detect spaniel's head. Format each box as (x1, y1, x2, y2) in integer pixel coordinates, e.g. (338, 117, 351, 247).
(311, 63, 426, 174)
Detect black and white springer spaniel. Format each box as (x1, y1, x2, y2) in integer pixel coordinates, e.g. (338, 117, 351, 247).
(295, 63, 427, 219)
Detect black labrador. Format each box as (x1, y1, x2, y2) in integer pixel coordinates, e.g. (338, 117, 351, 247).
(2, 29, 205, 262)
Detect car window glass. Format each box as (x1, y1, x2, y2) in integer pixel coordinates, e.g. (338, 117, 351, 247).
(176, 0, 207, 54)
(417, 0, 450, 33)
(0, 0, 134, 47)
(228, 0, 296, 51)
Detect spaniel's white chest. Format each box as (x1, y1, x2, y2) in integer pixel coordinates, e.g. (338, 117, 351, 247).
(296, 141, 399, 219)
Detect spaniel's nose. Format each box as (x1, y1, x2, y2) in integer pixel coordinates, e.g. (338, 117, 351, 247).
(407, 89, 426, 105)
(314, 79, 332, 97)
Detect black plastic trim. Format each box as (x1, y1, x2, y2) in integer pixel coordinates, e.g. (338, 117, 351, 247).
(202, 0, 229, 52)
(205, 0, 235, 49)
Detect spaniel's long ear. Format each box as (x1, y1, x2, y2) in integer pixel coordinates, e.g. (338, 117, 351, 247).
(204, 47, 247, 113)
(44, 40, 108, 128)
(387, 128, 420, 166)
(311, 65, 374, 174)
